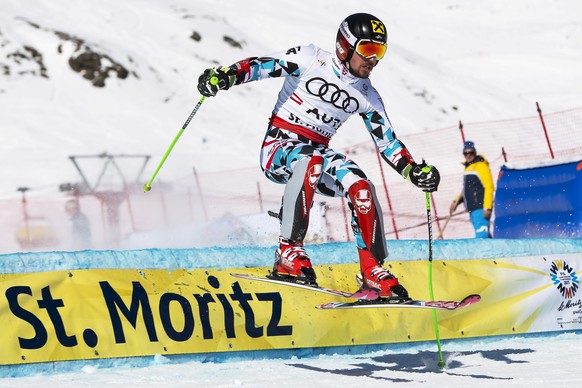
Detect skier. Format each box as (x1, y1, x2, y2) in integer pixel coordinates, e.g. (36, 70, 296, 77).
(197, 13, 440, 299)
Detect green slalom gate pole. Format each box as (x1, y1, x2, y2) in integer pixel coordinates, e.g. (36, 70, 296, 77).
(144, 77, 218, 192)
(425, 188, 445, 368)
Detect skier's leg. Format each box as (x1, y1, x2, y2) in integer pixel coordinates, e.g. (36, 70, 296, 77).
(260, 127, 323, 282)
(347, 179, 387, 261)
(346, 180, 407, 298)
(314, 148, 408, 298)
(274, 153, 323, 281)
(280, 155, 324, 242)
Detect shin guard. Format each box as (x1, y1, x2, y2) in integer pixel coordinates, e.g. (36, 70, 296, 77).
(280, 155, 324, 241)
(347, 180, 388, 264)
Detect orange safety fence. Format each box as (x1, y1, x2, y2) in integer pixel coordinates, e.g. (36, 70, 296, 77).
(1, 105, 581, 254)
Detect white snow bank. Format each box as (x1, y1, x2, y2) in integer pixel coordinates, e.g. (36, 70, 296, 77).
(1, 238, 582, 274)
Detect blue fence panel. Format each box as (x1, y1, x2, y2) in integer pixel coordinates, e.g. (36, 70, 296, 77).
(494, 160, 582, 238)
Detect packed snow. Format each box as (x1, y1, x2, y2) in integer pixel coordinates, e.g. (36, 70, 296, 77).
(0, 333, 580, 387)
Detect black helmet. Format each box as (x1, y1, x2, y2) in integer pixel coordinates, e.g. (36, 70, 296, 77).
(336, 13, 388, 63)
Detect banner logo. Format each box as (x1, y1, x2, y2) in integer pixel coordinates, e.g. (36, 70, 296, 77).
(550, 260, 579, 299)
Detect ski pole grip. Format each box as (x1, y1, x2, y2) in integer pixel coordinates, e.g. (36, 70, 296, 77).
(210, 76, 219, 85)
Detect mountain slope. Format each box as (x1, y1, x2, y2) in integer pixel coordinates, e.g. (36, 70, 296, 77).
(0, 0, 581, 197)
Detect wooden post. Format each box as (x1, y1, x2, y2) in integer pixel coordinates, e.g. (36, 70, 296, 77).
(256, 181, 264, 214)
(459, 120, 466, 144)
(17, 187, 31, 244)
(536, 102, 555, 159)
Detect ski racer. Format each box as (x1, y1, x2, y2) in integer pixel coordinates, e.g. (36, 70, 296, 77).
(197, 13, 440, 299)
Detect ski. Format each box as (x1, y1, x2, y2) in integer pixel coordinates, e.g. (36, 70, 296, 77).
(316, 294, 481, 310)
(231, 273, 481, 310)
(230, 273, 380, 300)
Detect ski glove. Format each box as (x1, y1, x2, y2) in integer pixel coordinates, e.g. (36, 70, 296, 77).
(408, 162, 440, 192)
(197, 67, 234, 97)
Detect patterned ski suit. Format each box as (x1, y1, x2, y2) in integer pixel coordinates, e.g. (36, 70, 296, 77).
(222, 44, 416, 262)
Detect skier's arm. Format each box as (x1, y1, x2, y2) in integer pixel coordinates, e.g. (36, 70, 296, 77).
(361, 110, 414, 175)
(198, 46, 314, 97)
(228, 55, 301, 85)
(360, 99, 440, 192)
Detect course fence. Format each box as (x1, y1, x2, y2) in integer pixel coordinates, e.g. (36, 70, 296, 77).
(1, 104, 581, 254)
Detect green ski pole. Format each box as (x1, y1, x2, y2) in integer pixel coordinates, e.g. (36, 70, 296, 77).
(144, 77, 218, 192)
(424, 180, 445, 368)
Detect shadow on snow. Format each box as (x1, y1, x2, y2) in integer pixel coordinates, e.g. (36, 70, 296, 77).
(289, 348, 534, 382)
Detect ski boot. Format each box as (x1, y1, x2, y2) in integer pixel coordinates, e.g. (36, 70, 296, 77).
(356, 249, 409, 300)
(270, 237, 317, 285)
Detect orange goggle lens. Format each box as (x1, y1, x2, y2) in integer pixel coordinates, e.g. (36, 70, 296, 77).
(355, 40, 387, 60)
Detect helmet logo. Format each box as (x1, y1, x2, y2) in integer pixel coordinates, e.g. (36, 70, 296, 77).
(370, 20, 385, 34)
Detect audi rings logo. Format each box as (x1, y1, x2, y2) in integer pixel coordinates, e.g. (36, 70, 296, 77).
(306, 77, 359, 113)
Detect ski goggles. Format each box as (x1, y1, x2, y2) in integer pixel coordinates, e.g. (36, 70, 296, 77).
(355, 39, 387, 60)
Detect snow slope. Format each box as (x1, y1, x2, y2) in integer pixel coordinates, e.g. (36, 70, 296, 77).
(1, 330, 580, 387)
(1, 0, 581, 197)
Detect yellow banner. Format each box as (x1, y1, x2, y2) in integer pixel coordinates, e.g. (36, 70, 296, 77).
(0, 253, 580, 365)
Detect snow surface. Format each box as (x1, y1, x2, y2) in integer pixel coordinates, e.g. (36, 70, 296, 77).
(1, 333, 580, 387)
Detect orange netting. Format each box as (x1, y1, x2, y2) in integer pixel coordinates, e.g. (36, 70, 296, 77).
(2, 105, 581, 253)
